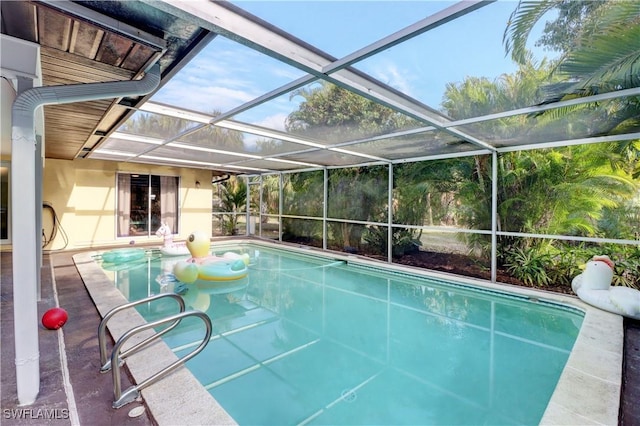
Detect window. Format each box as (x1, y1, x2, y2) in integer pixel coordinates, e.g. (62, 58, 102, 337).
(0, 162, 9, 243)
(117, 173, 179, 237)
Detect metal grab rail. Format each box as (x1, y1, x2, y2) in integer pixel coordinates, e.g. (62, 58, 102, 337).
(98, 293, 185, 372)
(111, 310, 212, 408)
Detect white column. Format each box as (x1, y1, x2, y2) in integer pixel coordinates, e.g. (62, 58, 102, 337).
(11, 76, 40, 405)
(387, 164, 393, 263)
(491, 151, 498, 282)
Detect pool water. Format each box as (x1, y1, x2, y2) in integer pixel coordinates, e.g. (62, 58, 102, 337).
(104, 244, 583, 425)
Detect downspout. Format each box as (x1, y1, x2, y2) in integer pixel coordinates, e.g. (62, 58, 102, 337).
(11, 64, 160, 405)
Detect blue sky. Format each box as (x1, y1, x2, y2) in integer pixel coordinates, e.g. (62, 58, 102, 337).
(151, 1, 557, 132)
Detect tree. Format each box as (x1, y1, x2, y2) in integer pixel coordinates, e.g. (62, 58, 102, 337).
(441, 54, 559, 120)
(504, 0, 607, 64)
(327, 165, 388, 249)
(281, 171, 324, 245)
(284, 83, 407, 251)
(500, 0, 640, 249)
(219, 177, 246, 236)
(121, 110, 247, 151)
(121, 112, 193, 138)
(286, 81, 420, 142)
(504, 1, 640, 102)
(441, 61, 639, 253)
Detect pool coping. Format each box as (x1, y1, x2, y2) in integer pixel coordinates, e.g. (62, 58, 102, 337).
(73, 238, 622, 425)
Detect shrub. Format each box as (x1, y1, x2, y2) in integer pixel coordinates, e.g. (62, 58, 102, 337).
(504, 247, 551, 287)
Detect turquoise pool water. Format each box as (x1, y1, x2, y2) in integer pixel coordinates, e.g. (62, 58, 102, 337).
(103, 244, 583, 425)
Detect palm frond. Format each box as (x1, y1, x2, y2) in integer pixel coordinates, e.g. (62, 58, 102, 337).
(503, 0, 561, 64)
(559, 24, 640, 90)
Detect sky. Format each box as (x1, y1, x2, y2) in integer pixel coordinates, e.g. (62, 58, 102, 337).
(150, 1, 558, 133)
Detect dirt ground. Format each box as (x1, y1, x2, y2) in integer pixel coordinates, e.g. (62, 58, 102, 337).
(392, 250, 575, 295)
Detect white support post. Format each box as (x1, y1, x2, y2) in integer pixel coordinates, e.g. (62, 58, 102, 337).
(323, 168, 328, 251)
(35, 134, 43, 300)
(491, 151, 498, 282)
(388, 164, 393, 263)
(278, 173, 283, 242)
(12, 76, 40, 405)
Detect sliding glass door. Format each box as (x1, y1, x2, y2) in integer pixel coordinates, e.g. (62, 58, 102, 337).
(117, 173, 179, 237)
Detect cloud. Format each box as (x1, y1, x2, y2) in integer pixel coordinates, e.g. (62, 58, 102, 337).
(151, 36, 306, 117)
(369, 60, 414, 97)
(241, 113, 290, 153)
(255, 113, 289, 132)
(154, 81, 255, 113)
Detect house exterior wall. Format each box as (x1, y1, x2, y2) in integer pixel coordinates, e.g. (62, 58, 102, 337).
(41, 158, 212, 250)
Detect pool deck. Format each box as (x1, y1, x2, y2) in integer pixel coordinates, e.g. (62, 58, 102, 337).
(1, 242, 639, 425)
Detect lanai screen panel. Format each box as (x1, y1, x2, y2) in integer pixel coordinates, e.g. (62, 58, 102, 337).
(88, 0, 639, 172)
(345, 129, 482, 160)
(146, 145, 253, 165)
(94, 134, 160, 157)
(177, 125, 314, 157)
(282, 149, 380, 167)
(150, 35, 307, 115)
(232, 159, 316, 172)
(233, 1, 448, 59)
(230, 81, 427, 145)
(353, 1, 559, 115)
(116, 111, 200, 140)
(328, 165, 389, 222)
(454, 97, 640, 149)
(282, 170, 325, 217)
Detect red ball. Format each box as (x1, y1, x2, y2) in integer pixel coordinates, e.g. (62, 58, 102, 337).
(42, 308, 68, 330)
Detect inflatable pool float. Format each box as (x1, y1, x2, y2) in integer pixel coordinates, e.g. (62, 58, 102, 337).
(156, 223, 190, 256)
(196, 277, 248, 295)
(172, 230, 250, 283)
(182, 278, 249, 312)
(159, 244, 190, 256)
(101, 248, 146, 264)
(572, 255, 640, 320)
(198, 258, 248, 281)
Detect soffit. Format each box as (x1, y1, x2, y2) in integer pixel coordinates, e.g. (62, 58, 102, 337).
(0, 0, 206, 160)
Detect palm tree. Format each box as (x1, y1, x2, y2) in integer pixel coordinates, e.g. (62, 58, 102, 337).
(220, 177, 247, 235)
(442, 58, 639, 251)
(501, 1, 640, 241)
(504, 1, 640, 103)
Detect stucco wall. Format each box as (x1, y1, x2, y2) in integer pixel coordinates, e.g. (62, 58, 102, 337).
(42, 158, 213, 250)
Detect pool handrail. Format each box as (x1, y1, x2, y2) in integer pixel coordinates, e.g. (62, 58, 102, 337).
(110, 310, 212, 408)
(98, 293, 186, 372)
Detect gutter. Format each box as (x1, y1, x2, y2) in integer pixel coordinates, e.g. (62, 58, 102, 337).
(12, 64, 160, 128)
(11, 64, 160, 405)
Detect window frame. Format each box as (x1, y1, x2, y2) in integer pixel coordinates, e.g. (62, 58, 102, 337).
(115, 172, 180, 239)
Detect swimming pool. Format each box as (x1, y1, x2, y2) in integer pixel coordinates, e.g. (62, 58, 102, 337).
(98, 242, 587, 425)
